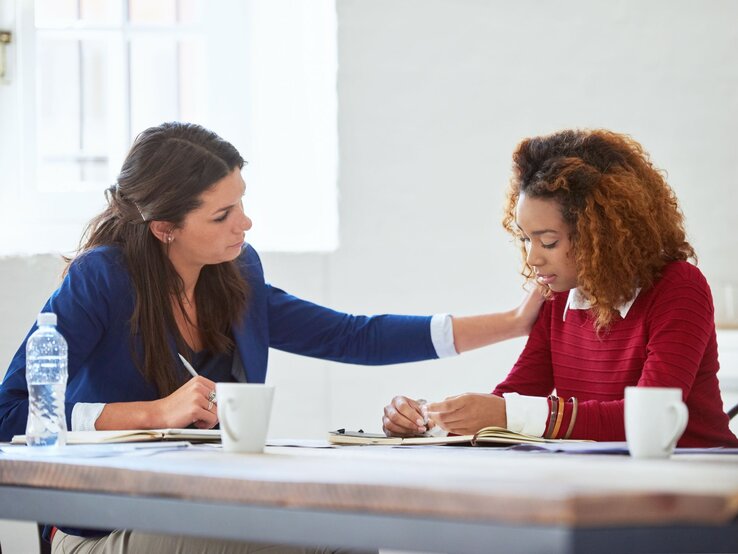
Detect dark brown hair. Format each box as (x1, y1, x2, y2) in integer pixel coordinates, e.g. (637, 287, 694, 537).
(68, 122, 250, 395)
(502, 129, 695, 330)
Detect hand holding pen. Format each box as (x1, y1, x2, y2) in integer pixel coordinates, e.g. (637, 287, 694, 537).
(179, 353, 217, 410)
(141, 353, 219, 429)
(382, 395, 446, 437)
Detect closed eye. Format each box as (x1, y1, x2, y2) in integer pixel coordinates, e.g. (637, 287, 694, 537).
(213, 210, 229, 223)
(519, 236, 558, 249)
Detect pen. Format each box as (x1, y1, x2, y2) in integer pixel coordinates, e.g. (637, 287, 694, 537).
(416, 398, 447, 438)
(178, 353, 217, 407)
(178, 353, 198, 378)
(416, 398, 430, 426)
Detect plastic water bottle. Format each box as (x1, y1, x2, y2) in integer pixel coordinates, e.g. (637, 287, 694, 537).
(25, 312, 68, 448)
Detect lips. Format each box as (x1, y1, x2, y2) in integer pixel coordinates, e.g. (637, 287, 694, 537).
(536, 274, 556, 285)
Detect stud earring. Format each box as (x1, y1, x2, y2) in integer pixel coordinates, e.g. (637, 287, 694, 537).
(167, 235, 174, 243)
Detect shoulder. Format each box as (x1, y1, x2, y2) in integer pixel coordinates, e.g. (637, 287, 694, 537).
(546, 290, 569, 320)
(233, 243, 266, 285)
(659, 260, 705, 281)
(66, 245, 131, 291)
(72, 245, 124, 267)
(644, 261, 712, 318)
(653, 261, 709, 294)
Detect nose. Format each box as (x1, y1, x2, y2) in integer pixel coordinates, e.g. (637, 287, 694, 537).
(525, 243, 545, 268)
(235, 201, 252, 232)
(242, 214, 253, 232)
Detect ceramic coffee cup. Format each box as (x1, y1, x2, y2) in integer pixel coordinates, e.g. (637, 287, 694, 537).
(624, 386, 688, 459)
(216, 383, 275, 453)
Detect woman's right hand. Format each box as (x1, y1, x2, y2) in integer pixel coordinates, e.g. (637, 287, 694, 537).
(94, 375, 219, 430)
(382, 396, 429, 437)
(150, 376, 219, 429)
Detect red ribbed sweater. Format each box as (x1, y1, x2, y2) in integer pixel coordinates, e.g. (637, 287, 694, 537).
(494, 261, 738, 447)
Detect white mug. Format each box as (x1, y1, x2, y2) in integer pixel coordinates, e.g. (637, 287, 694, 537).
(216, 383, 275, 453)
(624, 386, 688, 459)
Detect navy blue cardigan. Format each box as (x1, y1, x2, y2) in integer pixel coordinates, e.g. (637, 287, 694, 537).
(0, 244, 437, 442)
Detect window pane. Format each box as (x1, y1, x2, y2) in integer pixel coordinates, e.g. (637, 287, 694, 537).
(128, 0, 176, 24)
(178, 39, 207, 123)
(37, 38, 110, 189)
(35, 0, 78, 26)
(37, 38, 80, 159)
(36, 0, 122, 25)
(129, 38, 178, 138)
(80, 41, 108, 151)
(80, 41, 110, 182)
(80, 0, 123, 25)
(177, 0, 203, 24)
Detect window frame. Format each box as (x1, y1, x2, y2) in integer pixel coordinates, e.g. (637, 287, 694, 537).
(1, 0, 339, 256)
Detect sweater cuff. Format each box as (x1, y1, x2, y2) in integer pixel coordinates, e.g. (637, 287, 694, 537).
(503, 393, 547, 437)
(431, 313, 458, 358)
(71, 402, 106, 431)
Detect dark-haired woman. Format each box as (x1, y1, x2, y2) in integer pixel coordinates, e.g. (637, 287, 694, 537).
(383, 129, 738, 448)
(0, 122, 542, 553)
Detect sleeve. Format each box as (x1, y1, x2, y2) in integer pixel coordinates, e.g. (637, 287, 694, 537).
(493, 299, 555, 398)
(266, 285, 438, 365)
(568, 269, 715, 441)
(430, 313, 458, 358)
(0, 251, 121, 441)
(503, 392, 548, 436)
(71, 403, 106, 431)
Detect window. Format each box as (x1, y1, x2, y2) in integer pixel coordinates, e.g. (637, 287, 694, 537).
(0, 0, 337, 254)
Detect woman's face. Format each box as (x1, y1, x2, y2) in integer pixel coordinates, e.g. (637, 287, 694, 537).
(515, 193, 578, 292)
(168, 168, 252, 270)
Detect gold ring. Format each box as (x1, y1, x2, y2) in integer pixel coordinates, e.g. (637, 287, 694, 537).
(207, 400, 213, 411)
(208, 390, 217, 404)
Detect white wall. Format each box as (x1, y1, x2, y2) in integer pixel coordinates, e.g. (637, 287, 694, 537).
(2, 0, 737, 443)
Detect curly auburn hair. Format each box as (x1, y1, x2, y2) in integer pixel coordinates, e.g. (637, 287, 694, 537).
(502, 129, 696, 330)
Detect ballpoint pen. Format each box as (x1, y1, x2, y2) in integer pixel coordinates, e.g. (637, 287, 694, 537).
(416, 398, 447, 437)
(178, 353, 217, 407)
(178, 353, 198, 378)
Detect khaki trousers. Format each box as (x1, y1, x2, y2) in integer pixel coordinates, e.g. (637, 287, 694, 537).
(52, 529, 375, 554)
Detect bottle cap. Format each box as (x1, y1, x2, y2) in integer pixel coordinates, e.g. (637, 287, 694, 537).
(37, 312, 57, 326)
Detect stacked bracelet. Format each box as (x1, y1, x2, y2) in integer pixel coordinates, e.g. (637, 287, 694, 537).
(563, 397, 579, 439)
(545, 395, 579, 439)
(551, 396, 565, 438)
(545, 395, 559, 438)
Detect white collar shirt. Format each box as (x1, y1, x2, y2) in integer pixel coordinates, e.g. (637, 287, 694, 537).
(562, 287, 641, 321)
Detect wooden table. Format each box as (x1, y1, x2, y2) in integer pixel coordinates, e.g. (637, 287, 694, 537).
(0, 443, 737, 553)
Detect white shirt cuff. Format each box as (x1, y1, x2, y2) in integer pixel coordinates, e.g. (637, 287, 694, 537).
(71, 402, 106, 431)
(431, 313, 458, 358)
(503, 393, 548, 437)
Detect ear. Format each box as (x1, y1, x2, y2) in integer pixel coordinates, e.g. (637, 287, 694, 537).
(149, 221, 175, 244)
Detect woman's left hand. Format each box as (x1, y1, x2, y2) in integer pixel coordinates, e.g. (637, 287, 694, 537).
(425, 393, 506, 435)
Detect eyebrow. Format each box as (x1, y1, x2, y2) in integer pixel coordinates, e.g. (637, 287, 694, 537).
(514, 223, 560, 236)
(211, 183, 246, 216)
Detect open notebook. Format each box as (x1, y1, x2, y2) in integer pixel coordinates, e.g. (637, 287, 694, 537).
(11, 428, 221, 445)
(329, 426, 590, 446)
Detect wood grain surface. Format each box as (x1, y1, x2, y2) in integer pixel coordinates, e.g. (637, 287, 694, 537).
(1, 446, 736, 528)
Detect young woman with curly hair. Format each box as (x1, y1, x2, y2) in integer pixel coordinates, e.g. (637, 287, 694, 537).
(383, 129, 738, 447)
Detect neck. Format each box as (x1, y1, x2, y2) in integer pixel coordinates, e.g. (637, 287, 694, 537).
(168, 253, 202, 302)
